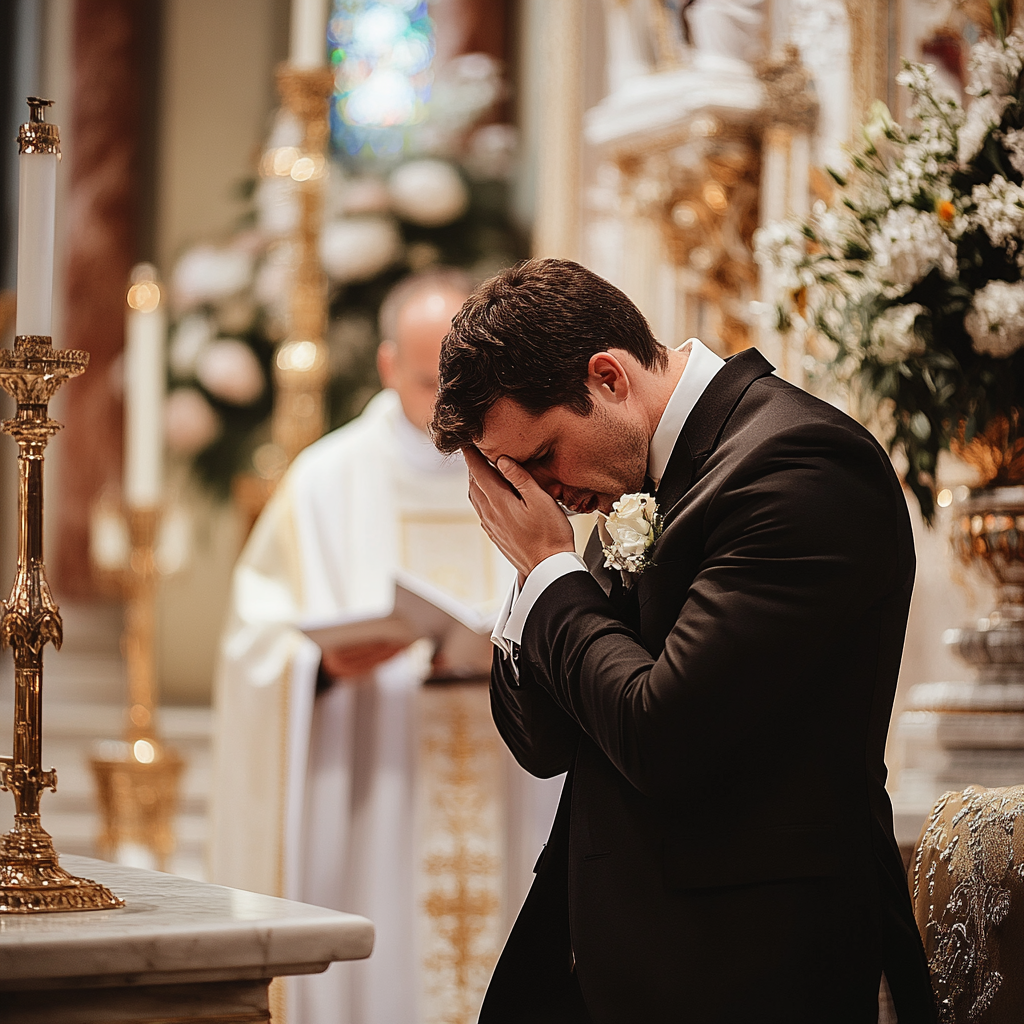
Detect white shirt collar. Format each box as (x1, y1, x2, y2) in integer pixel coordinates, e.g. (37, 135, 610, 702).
(647, 338, 726, 488)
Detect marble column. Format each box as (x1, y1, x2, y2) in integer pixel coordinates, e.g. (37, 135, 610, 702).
(531, 0, 584, 260)
(55, 0, 141, 597)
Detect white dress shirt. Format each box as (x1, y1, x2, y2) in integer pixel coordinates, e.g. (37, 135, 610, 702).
(491, 338, 726, 660)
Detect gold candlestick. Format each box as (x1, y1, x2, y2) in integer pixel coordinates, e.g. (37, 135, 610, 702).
(0, 101, 122, 913)
(90, 508, 184, 873)
(0, 335, 122, 912)
(272, 65, 334, 465)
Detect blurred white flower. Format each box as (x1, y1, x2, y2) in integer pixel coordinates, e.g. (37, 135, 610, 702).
(958, 31, 1024, 164)
(869, 206, 957, 293)
(753, 220, 805, 289)
(165, 388, 221, 455)
(971, 175, 1024, 254)
(959, 93, 1008, 165)
(253, 244, 293, 306)
(388, 159, 469, 226)
(255, 175, 300, 237)
(171, 246, 252, 311)
(965, 279, 1024, 357)
(320, 216, 403, 282)
(464, 124, 519, 181)
(868, 303, 927, 363)
(966, 31, 1024, 100)
(428, 53, 503, 132)
(172, 246, 254, 312)
(195, 339, 265, 405)
(1003, 127, 1024, 175)
(337, 175, 391, 215)
(169, 314, 214, 379)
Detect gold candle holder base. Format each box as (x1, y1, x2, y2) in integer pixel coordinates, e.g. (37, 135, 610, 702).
(91, 740, 184, 872)
(0, 815, 122, 913)
(89, 506, 184, 872)
(0, 333, 123, 913)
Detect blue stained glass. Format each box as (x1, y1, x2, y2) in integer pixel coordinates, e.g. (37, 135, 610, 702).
(329, 0, 436, 159)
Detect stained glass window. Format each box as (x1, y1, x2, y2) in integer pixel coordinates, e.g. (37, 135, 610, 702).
(329, 0, 436, 158)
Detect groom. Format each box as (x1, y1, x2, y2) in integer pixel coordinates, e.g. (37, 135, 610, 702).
(430, 259, 936, 1023)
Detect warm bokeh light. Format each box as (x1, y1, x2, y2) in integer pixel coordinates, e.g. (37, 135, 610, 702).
(277, 339, 319, 372)
(127, 280, 161, 313)
(133, 739, 156, 764)
(937, 489, 953, 508)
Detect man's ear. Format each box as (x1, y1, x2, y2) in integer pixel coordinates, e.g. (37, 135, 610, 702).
(377, 340, 398, 389)
(587, 352, 629, 403)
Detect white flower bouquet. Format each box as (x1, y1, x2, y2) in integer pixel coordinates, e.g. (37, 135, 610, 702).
(756, 11, 1024, 519)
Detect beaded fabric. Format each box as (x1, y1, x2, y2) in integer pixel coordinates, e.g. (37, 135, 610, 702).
(910, 784, 1024, 1022)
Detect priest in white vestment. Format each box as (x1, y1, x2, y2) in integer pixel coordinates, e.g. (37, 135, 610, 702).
(209, 270, 563, 1024)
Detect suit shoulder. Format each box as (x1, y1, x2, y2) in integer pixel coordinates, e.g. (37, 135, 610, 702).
(717, 376, 907, 528)
(734, 375, 883, 455)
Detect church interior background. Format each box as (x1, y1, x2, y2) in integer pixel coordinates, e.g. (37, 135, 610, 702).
(2, 0, 1023, 1019)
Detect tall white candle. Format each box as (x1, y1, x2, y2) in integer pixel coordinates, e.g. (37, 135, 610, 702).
(290, 0, 329, 68)
(15, 99, 60, 338)
(124, 266, 166, 508)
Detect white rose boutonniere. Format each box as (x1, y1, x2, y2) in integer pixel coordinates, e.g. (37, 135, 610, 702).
(601, 492, 662, 577)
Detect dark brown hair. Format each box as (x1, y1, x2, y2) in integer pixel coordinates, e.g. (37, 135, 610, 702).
(430, 259, 666, 453)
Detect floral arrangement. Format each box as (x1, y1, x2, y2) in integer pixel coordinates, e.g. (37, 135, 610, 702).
(601, 493, 662, 577)
(755, 14, 1024, 520)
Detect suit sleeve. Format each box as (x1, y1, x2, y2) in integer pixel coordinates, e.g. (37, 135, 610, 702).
(490, 646, 582, 778)
(518, 424, 906, 800)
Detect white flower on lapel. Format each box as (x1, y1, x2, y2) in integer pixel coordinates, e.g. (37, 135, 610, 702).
(601, 492, 662, 576)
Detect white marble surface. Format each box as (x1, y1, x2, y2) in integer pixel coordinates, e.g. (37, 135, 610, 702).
(0, 855, 374, 990)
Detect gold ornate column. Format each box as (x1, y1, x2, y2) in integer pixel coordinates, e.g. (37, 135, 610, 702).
(272, 66, 335, 466)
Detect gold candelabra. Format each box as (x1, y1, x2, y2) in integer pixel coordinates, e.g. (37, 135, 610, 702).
(0, 333, 122, 912)
(234, 65, 334, 533)
(273, 65, 334, 464)
(90, 508, 184, 872)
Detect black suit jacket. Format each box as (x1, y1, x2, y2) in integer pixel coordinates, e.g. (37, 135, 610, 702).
(482, 350, 936, 1024)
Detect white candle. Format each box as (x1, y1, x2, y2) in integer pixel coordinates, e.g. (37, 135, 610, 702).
(124, 266, 166, 508)
(15, 100, 59, 337)
(290, 0, 329, 68)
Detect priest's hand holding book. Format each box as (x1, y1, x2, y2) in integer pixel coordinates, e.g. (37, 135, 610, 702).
(302, 570, 503, 682)
(320, 641, 410, 679)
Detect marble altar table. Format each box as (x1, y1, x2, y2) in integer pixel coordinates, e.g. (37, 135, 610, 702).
(0, 854, 374, 1023)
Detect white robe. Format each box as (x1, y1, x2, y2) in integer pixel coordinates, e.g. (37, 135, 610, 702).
(209, 390, 562, 1024)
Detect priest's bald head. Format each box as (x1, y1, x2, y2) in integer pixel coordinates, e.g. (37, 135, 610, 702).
(377, 268, 473, 432)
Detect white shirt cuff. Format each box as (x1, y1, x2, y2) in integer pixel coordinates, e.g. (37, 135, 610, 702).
(501, 552, 588, 651)
(490, 575, 520, 657)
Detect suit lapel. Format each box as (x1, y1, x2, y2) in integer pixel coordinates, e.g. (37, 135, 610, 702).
(656, 347, 775, 525)
(584, 522, 616, 598)
(581, 347, 773, 594)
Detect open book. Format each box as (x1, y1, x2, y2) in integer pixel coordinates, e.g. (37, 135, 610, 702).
(299, 569, 498, 679)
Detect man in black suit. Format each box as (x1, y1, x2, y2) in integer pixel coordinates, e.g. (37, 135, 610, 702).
(429, 259, 935, 1024)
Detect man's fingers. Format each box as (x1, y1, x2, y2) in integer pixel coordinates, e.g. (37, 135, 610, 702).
(495, 456, 531, 489)
(463, 445, 499, 481)
(496, 455, 553, 509)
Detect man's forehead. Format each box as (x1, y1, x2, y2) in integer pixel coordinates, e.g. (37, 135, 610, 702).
(477, 398, 550, 461)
